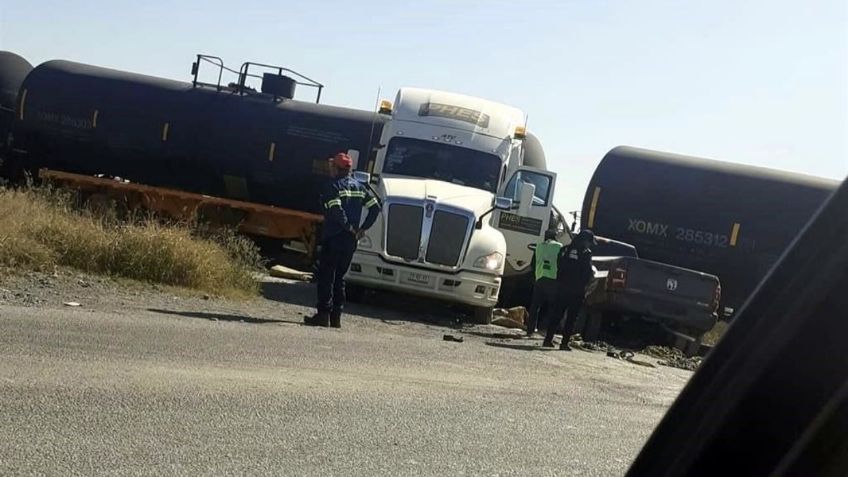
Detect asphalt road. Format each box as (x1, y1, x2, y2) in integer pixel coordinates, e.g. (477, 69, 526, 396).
(0, 276, 691, 476)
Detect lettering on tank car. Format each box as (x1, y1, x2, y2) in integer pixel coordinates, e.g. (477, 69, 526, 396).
(36, 111, 94, 130)
(674, 227, 731, 248)
(628, 218, 734, 249)
(627, 219, 669, 237)
(286, 126, 349, 144)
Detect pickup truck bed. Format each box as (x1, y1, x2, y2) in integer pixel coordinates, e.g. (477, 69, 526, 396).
(583, 255, 721, 340)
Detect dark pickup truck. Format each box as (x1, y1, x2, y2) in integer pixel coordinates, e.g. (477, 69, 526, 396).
(578, 238, 721, 350)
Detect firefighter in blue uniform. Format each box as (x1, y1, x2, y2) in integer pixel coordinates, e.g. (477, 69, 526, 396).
(305, 152, 380, 328)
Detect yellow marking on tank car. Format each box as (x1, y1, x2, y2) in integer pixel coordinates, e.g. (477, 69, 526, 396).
(587, 187, 601, 228)
(730, 222, 741, 246)
(268, 142, 276, 162)
(92, 110, 99, 128)
(161, 122, 170, 141)
(19, 89, 28, 120)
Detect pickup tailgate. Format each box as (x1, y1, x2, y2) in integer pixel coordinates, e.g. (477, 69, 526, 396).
(625, 258, 717, 305)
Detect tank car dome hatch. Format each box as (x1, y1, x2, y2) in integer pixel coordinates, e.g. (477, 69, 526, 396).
(0, 51, 33, 110)
(522, 132, 546, 170)
(261, 73, 296, 99)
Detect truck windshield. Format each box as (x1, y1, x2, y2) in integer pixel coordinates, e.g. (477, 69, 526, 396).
(382, 137, 502, 193)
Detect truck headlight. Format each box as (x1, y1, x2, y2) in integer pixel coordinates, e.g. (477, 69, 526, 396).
(474, 252, 504, 271)
(358, 235, 373, 250)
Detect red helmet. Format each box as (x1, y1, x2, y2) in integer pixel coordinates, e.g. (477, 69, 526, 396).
(332, 152, 353, 169)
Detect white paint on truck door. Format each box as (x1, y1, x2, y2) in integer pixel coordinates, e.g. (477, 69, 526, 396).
(496, 166, 557, 273)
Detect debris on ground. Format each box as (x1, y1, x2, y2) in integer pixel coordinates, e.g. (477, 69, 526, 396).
(492, 307, 527, 324)
(491, 316, 525, 329)
(570, 339, 699, 371)
(605, 349, 656, 368)
(63, 301, 82, 307)
(443, 334, 464, 343)
(269, 265, 313, 282)
(570, 336, 614, 353)
(643, 345, 703, 371)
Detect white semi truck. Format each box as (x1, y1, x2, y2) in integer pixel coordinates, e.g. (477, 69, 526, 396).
(347, 88, 559, 322)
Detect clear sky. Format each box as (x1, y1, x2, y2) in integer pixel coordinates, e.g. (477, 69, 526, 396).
(2, 0, 846, 211)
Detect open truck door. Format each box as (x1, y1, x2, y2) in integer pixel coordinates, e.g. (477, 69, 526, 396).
(496, 167, 557, 273)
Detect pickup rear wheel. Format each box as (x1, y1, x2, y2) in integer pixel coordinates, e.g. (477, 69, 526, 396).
(684, 332, 705, 357)
(471, 306, 494, 325)
(582, 310, 605, 342)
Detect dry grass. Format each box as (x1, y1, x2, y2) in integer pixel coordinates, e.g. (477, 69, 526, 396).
(0, 187, 261, 297)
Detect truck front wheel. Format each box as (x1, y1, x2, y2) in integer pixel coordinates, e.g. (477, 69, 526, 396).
(346, 284, 367, 304)
(471, 306, 494, 325)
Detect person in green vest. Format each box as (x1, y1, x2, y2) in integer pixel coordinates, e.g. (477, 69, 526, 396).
(526, 229, 563, 338)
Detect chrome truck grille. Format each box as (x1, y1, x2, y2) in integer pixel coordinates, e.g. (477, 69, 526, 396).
(384, 201, 473, 268)
(425, 211, 468, 265)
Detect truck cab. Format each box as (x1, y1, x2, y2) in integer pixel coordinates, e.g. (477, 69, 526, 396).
(347, 88, 556, 321)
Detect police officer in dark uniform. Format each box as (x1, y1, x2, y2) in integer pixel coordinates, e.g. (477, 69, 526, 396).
(305, 152, 380, 328)
(543, 229, 596, 349)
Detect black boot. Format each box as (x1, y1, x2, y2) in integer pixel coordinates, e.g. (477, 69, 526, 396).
(330, 311, 341, 329)
(304, 312, 330, 327)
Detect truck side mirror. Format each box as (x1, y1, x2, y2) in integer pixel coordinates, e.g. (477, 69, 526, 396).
(494, 197, 513, 211)
(353, 171, 371, 184)
(517, 181, 536, 216)
(476, 197, 514, 230)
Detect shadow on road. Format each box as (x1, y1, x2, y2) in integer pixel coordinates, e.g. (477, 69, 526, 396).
(349, 288, 466, 327)
(260, 277, 468, 328)
(259, 280, 315, 308)
(463, 330, 526, 340)
(485, 341, 556, 352)
(148, 308, 300, 325)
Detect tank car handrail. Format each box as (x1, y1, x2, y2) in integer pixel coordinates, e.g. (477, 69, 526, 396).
(192, 54, 233, 91)
(192, 54, 265, 93)
(191, 54, 324, 102)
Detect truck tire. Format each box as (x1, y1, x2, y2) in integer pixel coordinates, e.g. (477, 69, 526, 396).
(684, 333, 705, 357)
(346, 284, 367, 304)
(499, 271, 534, 308)
(582, 310, 604, 342)
(471, 306, 494, 325)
